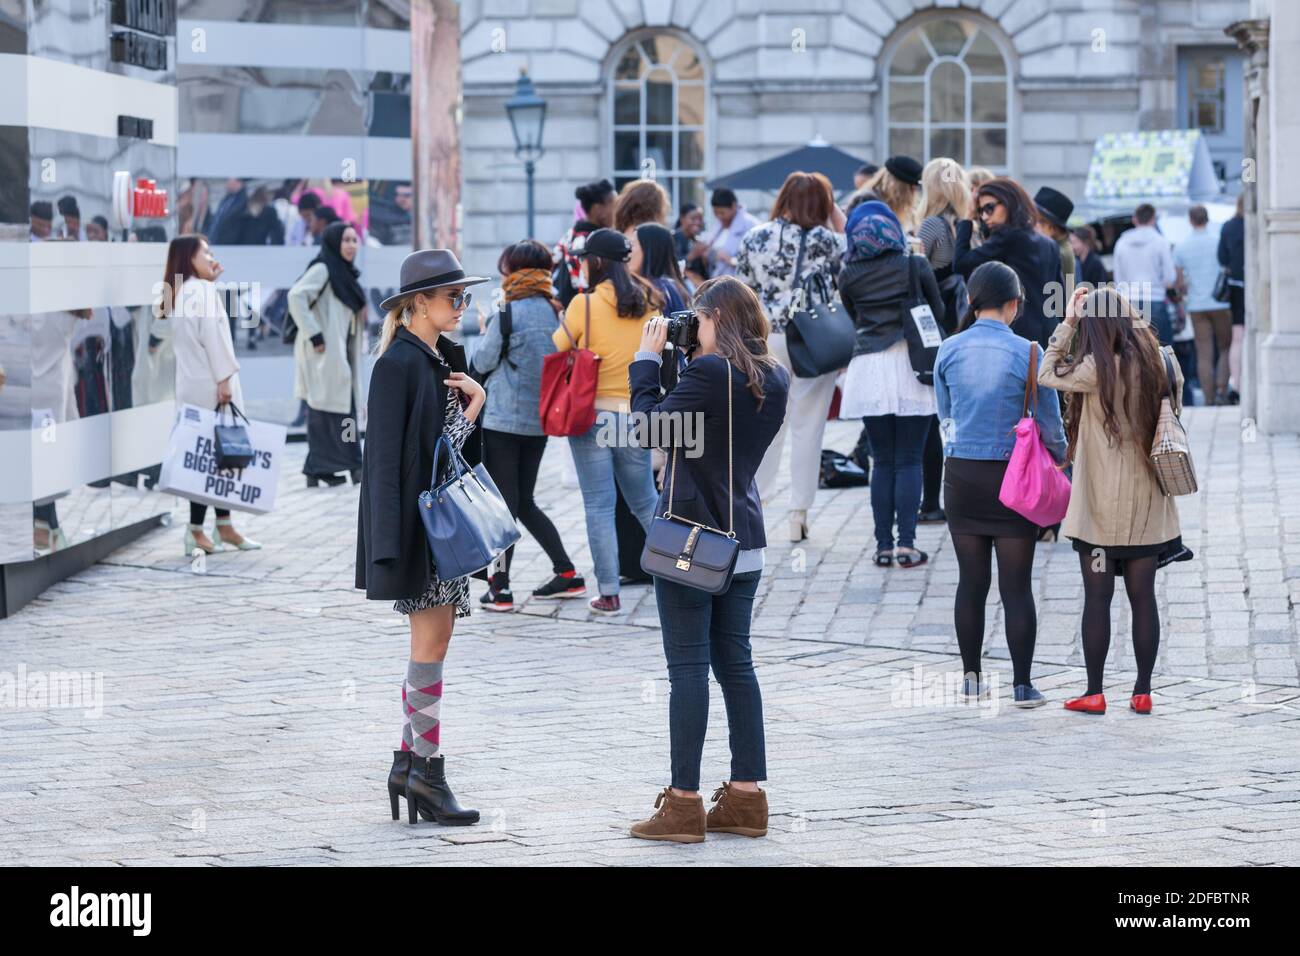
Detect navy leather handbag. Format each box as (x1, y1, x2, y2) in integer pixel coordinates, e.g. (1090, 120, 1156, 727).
(418, 434, 520, 580)
(213, 402, 255, 469)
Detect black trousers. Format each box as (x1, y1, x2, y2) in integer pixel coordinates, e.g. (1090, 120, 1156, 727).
(190, 503, 230, 524)
(482, 428, 573, 579)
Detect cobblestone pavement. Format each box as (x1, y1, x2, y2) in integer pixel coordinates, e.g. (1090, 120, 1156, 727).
(1, 407, 1298, 866)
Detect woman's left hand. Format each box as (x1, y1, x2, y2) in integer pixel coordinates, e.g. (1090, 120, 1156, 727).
(639, 315, 669, 354)
(444, 371, 485, 420)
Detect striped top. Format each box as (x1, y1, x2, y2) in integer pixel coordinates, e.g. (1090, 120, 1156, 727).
(918, 214, 957, 272)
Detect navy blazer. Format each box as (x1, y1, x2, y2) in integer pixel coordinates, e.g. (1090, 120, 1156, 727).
(629, 352, 789, 551)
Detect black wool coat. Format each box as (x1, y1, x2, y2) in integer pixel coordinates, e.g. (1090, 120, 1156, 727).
(355, 327, 469, 601)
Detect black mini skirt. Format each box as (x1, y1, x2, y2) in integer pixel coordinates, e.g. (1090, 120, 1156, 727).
(943, 457, 1040, 539)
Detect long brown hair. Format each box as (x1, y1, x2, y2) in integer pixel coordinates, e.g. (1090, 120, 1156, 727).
(691, 276, 780, 408)
(769, 171, 834, 229)
(1053, 287, 1168, 472)
(157, 233, 207, 319)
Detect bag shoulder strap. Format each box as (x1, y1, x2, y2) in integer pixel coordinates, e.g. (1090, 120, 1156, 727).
(499, 302, 514, 368)
(1161, 348, 1180, 414)
(583, 291, 592, 347)
(792, 224, 808, 288)
(1022, 342, 1039, 419)
(665, 358, 734, 536)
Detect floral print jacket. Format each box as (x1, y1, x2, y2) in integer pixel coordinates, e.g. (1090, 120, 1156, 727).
(736, 218, 845, 333)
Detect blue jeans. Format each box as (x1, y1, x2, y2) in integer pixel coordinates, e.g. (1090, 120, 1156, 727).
(567, 411, 659, 595)
(655, 570, 765, 792)
(863, 414, 930, 551)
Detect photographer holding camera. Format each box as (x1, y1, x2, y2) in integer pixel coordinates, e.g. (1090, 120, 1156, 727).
(624, 275, 790, 846)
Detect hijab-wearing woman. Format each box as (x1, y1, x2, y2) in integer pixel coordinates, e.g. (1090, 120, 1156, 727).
(837, 201, 944, 568)
(1038, 286, 1187, 716)
(356, 249, 489, 826)
(161, 234, 260, 555)
(288, 221, 366, 487)
(935, 262, 1067, 707)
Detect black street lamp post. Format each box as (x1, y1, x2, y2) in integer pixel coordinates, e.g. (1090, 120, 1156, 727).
(504, 69, 547, 239)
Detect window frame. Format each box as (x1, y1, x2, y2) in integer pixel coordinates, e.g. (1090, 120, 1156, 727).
(604, 28, 713, 217)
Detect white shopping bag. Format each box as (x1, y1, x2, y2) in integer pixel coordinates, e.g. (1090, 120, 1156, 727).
(157, 404, 287, 514)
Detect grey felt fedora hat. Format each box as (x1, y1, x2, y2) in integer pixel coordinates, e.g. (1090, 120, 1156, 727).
(378, 248, 490, 312)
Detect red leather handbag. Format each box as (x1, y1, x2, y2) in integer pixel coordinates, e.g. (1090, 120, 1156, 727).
(539, 292, 600, 437)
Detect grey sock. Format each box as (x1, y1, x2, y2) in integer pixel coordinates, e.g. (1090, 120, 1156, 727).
(405, 660, 444, 758)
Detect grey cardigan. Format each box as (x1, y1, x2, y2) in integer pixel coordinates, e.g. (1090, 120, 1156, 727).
(471, 294, 560, 436)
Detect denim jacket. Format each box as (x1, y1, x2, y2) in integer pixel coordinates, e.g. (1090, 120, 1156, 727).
(934, 318, 1067, 462)
(471, 294, 558, 436)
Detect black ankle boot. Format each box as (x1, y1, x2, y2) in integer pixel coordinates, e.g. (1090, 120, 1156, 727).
(405, 754, 480, 826)
(388, 750, 412, 820)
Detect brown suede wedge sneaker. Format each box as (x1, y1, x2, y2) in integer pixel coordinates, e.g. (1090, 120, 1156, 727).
(706, 782, 768, 837)
(629, 787, 706, 844)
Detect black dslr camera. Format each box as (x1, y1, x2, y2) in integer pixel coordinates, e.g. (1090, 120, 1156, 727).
(664, 310, 699, 351)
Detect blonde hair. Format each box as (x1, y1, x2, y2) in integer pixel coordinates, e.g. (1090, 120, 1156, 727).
(967, 166, 995, 189)
(920, 158, 970, 221)
(863, 167, 920, 232)
(377, 296, 425, 355)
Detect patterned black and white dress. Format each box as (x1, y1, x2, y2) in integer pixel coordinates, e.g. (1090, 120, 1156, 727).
(394, 361, 474, 618)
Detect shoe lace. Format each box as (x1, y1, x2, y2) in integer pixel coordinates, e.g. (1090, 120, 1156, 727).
(652, 787, 672, 818)
(710, 785, 727, 805)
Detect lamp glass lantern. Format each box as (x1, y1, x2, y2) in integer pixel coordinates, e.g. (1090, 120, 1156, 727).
(505, 70, 547, 237)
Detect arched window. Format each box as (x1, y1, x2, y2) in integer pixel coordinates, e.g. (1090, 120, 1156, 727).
(608, 32, 707, 214)
(884, 18, 1011, 172)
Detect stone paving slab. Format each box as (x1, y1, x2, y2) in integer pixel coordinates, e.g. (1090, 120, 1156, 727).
(0, 407, 1297, 865)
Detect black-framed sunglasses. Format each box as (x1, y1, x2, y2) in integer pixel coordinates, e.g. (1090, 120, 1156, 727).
(978, 201, 1001, 218)
(438, 289, 472, 309)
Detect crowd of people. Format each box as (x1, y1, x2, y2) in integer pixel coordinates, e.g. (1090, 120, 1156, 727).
(150, 153, 1233, 845)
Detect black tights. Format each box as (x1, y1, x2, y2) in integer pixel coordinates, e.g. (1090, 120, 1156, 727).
(1079, 552, 1160, 696)
(190, 503, 230, 525)
(952, 533, 1038, 687)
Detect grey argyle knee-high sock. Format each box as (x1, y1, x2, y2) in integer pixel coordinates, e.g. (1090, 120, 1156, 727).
(400, 680, 413, 751)
(405, 660, 444, 758)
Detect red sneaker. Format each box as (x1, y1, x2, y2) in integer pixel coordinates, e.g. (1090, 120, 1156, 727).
(589, 594, 621, 614)
(1064, 693, 1106, 714)
(1130, 694, 1153, 714)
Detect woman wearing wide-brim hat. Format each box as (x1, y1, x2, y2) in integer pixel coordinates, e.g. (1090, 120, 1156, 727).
(1033, 186, 1077, 283)
(356, 248, 490, 826)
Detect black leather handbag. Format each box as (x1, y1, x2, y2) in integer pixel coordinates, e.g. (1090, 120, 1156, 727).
(213, 402, 255, 469)
(640, 360, 740, 594)
(784, 226, 856, 378)
(418, 434, 521, 580)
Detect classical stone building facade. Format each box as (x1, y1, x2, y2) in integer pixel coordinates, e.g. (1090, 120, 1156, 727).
(459, 0, 1250, 279)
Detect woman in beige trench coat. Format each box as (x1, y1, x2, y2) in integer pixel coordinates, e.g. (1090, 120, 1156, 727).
(1038, 285, 1190, 717)
(288, 221, 367, 486)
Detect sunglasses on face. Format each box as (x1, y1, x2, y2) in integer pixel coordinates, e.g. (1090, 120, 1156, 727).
(439, 289, 472, 309)
(978, 201, 1001, 218)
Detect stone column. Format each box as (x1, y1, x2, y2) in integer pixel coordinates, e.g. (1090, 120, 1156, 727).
(411, 0, 462, 253)
(1235, 6, 1300, 434)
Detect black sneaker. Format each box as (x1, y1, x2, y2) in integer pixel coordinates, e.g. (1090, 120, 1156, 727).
(479, 574, 514, 612)
(532, 572, 587, 599)
(917, 508, 946, 524)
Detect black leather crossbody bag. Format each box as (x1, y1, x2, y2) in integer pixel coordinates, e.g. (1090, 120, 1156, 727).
(639, 359, 740, 594)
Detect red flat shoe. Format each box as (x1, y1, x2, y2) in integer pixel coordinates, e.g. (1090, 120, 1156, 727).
(1130, 694, 1152, 714)
(1064, 693, 1106, 714)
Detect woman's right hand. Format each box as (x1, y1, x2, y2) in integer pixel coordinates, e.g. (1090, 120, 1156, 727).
(217, 378, 232, 404)
(1064, 286, 1088, 324)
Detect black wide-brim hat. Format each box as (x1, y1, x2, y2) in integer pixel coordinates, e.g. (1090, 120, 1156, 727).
(1033, 186, 1074, 230)
(378, 248, 490, 312)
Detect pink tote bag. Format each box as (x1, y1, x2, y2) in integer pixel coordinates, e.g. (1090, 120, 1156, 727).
(998, 343, 1071, 526)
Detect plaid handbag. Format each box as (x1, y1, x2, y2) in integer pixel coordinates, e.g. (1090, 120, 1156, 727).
(1150, 349, 1197, 496)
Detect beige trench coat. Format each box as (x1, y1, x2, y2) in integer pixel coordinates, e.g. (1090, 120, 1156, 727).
(289, 262, 364, 415)
(1037, 322, 1182, 547)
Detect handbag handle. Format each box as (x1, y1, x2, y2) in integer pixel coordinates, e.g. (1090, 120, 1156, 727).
(664, 358, 734, 537)
(1020, 342, 1040, 420)
(429, 433, 468, 491)
(213, 401, 251, 426)
(1160, 348, 1181, 415)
